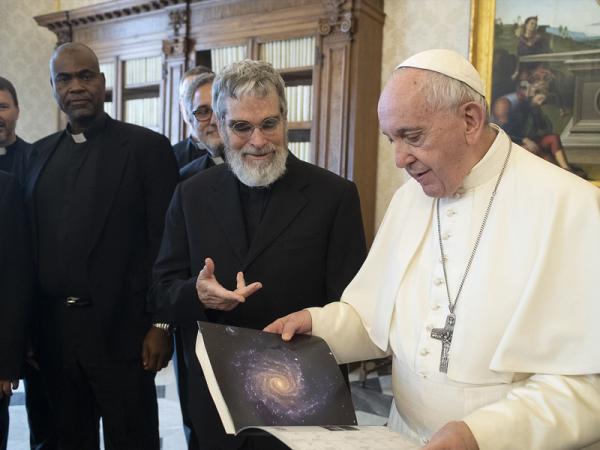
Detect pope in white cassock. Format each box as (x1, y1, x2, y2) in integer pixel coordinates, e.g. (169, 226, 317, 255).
(265, 49, 600, 450)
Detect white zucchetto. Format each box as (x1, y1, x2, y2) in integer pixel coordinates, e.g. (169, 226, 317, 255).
(395, 49, 486, 97)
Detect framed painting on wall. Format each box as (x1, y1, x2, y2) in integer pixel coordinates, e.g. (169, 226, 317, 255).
(470, 0, 600, 185)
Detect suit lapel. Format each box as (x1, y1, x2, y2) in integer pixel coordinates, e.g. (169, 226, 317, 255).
(87, 118, 129, 256)
(242, 156, 308, 270)
(24, 132, 63, 263)
(208, 169, 248, 264)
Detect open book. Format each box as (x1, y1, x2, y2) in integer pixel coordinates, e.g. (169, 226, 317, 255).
(195, 321, 420, 449)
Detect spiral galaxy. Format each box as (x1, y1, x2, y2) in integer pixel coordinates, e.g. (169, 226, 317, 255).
(232, 348, 322, 422)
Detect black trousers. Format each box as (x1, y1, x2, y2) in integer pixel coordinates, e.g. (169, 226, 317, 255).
(174, 331, 200, 450)
(25, 368, 57, 450)
(39, 303, 159, 450)
(0, 395, 7, 450)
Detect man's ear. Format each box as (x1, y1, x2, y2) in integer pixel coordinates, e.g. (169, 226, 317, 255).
(462, 101, 486, 145)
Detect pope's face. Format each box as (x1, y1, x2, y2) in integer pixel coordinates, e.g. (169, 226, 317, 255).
(378, 69, 477, 198)
(0, 90, 19, 147)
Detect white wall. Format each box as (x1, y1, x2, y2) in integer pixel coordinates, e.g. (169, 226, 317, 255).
(375, 0, 472, 227)
(0, 0, 105, 143)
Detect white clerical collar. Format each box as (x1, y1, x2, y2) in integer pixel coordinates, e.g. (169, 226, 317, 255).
(0, 147, 6, 156)
(70, 132, 87, 144)
(460, 124, 510, 192)
(212, 156, 224, 165)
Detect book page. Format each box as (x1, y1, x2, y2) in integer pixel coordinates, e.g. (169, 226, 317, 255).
(195, 325, 236, 434)
(196, 322, 356, 434)
(254, 425, 420, 450)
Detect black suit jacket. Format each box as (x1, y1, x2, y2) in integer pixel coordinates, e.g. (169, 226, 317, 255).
(172, 137, 208, 169)
(25, 116, 179, 360)
(152, 153, 366, 448)
(0, 171, 32, 379)
(179, 152, 215, 181)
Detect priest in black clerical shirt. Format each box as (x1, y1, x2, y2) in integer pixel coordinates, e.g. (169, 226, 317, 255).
(24, 43, 178, 450)
(171, 68, 226, 450)
(0, 76, 47, 450)
(176, 68, 225, 181)
(171, 65, 215, 170)
(152, 60, 367, 450)
(0, 171, 31, 450)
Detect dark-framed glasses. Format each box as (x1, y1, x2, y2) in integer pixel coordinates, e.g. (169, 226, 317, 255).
(228, 116, 282, 139)
(192, 105, 213, 122)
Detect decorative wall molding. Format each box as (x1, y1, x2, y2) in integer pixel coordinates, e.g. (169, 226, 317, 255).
(319, 0, 353, 36)
(35, 0, 186, 41)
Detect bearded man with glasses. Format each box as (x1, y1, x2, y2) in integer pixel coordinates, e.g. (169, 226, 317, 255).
(152, 59, 367, 450)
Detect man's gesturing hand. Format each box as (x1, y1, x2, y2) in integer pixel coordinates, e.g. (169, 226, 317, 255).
(263, 310, 312, 341)
(196, 258, 262, 311)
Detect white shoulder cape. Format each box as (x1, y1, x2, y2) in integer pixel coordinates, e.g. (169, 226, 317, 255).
(343, 130, 600, 383)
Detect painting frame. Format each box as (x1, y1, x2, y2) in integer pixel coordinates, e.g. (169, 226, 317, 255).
(469, 0, 600, 186)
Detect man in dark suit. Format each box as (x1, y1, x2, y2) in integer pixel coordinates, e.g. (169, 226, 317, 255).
(0, 171, 31, 450)
(0, 76, 55, 450)
(24, 43, 178, 450)
(152, 60, 367, 450)
(172, 65, 216, 170)
(172, 69, 226, 450)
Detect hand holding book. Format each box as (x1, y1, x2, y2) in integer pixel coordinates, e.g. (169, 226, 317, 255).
(263, 309, 312, 341)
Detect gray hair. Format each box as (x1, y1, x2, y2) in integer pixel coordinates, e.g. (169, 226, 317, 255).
(178, 65, 213, 98)
(183, 71, 216, 122)
(212, 59, 287, 123)
(397, 68, 488, 120)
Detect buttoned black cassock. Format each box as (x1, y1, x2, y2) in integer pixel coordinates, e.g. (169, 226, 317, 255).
(0, 171, 32, 450)
(152, 153, 367, 449)
(24, 114, 178, 450)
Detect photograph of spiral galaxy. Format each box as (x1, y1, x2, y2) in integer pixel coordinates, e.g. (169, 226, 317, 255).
(198, 322, 357, 432)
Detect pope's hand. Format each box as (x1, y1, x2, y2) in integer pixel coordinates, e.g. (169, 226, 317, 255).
(263, 310, 312, 341)
(422, 421, 479, 450)
(196, 258, 262, 311)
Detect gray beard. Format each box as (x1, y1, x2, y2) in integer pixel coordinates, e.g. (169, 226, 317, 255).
(225, 142, 288, 187)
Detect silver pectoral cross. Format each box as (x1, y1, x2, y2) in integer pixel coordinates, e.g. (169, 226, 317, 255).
(430, 313, 455, 373)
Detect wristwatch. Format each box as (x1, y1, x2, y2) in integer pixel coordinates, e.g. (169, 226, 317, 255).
(152, 322, 173, 334)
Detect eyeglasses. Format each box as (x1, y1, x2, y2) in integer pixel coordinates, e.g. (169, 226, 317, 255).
(192, 105, 213, 122)
(228, 116, 282, 139)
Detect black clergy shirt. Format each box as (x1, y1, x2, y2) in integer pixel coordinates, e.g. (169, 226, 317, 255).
(238, 181, 271, 249)
(0, 136, 30, 180)
(35, 114, 107, 299)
